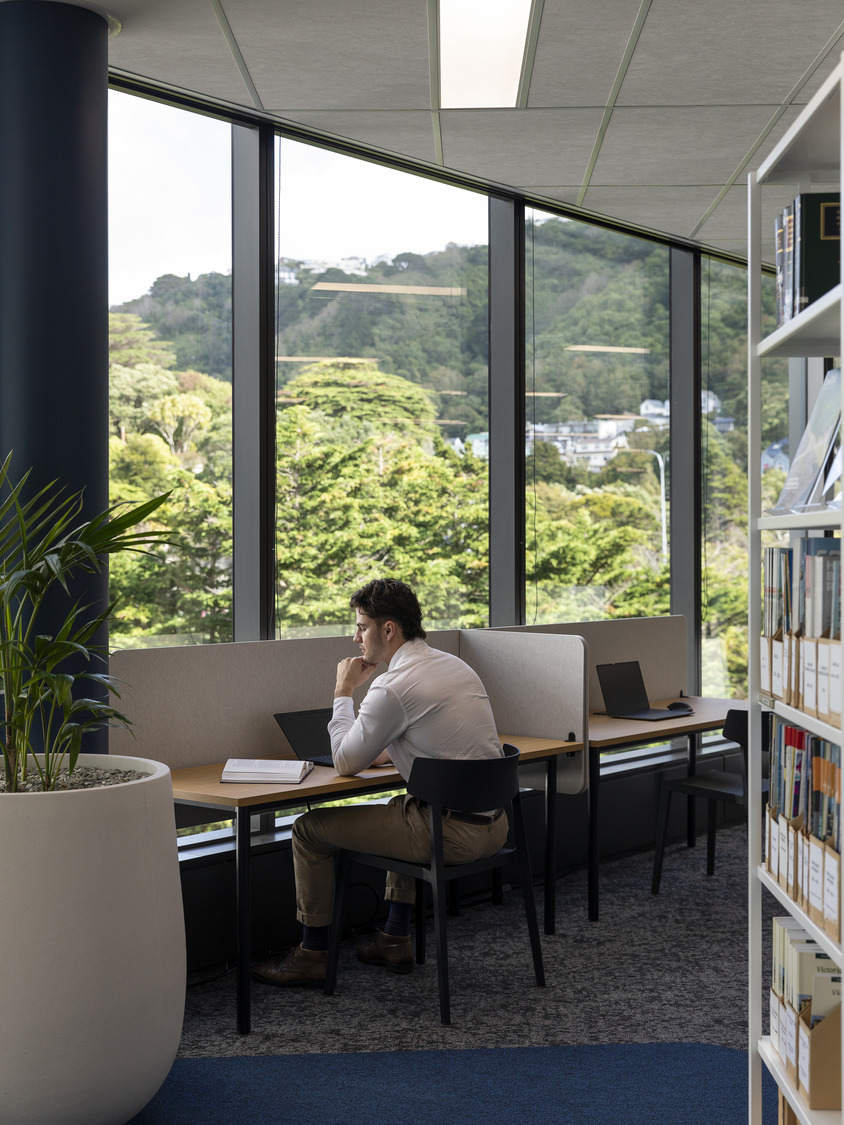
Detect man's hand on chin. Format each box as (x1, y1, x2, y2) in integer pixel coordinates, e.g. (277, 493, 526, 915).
(334, 656, 378, 698)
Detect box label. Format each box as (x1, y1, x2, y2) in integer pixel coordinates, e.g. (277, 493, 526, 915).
(825, 851, 840, 926)
(799, 1023, 810, 1091)
(810, 838, 825, 912)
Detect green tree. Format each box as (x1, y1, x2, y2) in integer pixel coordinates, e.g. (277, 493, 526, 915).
(147, 393, 213, 456)
(282, 361, 437, 442)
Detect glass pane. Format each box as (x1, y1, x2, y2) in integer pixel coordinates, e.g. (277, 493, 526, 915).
(524, 210, 671, 624)
(107, 91, 233, 648)
(699, 258, 783, 698)
(274, 139, 489, 637)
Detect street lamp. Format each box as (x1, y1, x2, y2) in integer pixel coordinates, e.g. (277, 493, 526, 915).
(642, 449, 668, 562)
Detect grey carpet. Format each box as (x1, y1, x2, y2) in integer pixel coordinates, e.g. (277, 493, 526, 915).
(179, 824, 775, 1058)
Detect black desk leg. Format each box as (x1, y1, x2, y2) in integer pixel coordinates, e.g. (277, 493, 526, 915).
(686, 732, 700, 849)
(588, 746, 600, 922)
(544, 756, 558, 935)
(236, 808, 252, 1035)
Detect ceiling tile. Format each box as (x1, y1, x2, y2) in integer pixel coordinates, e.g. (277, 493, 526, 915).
(276, 111, 439, 165)
(591, 105, 782, 186)
(527, 0, 644, 108)
(440, 109, 604, 186)
(226, 0, 432, 111)
(618, 0, 844, 105)
(109, 0, 252, 106)
(579, 185, 724, 241)
(520, 187, 583, 209)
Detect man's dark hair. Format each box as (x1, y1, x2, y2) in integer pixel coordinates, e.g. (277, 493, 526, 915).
(350, 578, 427, 641)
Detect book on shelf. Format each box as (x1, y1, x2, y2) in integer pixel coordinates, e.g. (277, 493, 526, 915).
(770, 717, 841, 853)
(794, 192, 841, 316)
(768, 366, 841, 514)
(775, 209, 786, 324)
(775, 191, 840, 327)
(783, 202, 795, 322)
(220, 758, 315, 784)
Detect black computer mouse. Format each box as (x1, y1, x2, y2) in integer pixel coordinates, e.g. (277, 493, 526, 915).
(667, 701, 693, 712)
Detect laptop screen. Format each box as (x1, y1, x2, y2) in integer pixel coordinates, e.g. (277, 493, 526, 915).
(596, 661, 650, 715)
(273, 708, 334, 762)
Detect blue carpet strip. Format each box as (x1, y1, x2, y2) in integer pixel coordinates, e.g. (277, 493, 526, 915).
(128, 1043, 778, 1124)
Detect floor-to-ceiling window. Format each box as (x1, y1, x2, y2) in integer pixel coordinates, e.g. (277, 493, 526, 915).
(273, 139, 490, 637)
(107, 92, 233, 648)
(700, 256, 783, 696)
(523, 209, 671, 624)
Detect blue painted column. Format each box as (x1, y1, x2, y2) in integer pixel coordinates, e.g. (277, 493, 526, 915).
(0, 0, 110, 748)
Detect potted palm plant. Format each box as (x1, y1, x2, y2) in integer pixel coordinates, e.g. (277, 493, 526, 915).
(0, 454, 187, 1125)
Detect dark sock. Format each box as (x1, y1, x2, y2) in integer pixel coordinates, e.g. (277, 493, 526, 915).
(301, 924, 329, 951)
(383, 901, 413, 938)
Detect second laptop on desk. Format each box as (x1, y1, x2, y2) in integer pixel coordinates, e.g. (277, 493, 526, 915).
(596, 661, 694, 721)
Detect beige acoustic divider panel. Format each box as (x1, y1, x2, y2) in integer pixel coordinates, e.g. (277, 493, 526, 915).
(109, 629, 461, 770)
(495, 616, 688, 711)
(458, 629, 588, 794)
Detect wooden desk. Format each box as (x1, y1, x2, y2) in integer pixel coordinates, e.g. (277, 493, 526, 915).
(171, 733, 580, 1034)
(586, 696, 745, 921)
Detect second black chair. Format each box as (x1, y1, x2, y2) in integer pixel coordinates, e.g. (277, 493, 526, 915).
(324, 743, 545, 1024)
(651, 708, 763, 893)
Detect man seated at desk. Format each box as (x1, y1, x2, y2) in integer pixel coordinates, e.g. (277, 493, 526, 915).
(252, 577, 508, 987)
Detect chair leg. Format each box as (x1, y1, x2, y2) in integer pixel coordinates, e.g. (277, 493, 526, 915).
(706, 799, 717, 876)
(324, 852, 349, 996)
(429, 865, 450, 1024)
(492, 867, 503, 904)
(651, 785, 673, 894)
(414, 878, 426, 965)
(512, 799, 544, 986)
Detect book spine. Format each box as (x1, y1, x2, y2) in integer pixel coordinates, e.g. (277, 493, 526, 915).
(775, 210, 785, 325)
(783, 203, 794, 321)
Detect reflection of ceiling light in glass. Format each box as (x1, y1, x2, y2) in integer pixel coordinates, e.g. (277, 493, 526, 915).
(439, 0, 533, 108)
(566, 345, 651, 354)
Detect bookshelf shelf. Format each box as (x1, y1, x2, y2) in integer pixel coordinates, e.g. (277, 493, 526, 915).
(763, 700, 843, 746)
(757, 284, 842, 359)
(759, 1037, 841, 1125)
(748, 48, 843, 1125)
(758, 864, 841, 963)
(758, 510, 841, 534)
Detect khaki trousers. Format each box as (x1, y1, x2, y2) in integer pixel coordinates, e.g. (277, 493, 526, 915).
(292, 794, 510, 927)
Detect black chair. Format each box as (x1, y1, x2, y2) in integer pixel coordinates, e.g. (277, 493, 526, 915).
(324, 743, 545, 1024)
(651, 708, 765, 893)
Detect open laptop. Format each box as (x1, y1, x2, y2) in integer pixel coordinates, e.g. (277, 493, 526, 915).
(273, 708, 335, 767)
(596, 661, 694, 721)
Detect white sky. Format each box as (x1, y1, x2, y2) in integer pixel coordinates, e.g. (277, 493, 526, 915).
(108, 91, 490, 307)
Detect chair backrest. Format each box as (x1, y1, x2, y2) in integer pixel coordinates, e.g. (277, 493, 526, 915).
(722, 708, 747, 750)
(405, 744, 521, 813)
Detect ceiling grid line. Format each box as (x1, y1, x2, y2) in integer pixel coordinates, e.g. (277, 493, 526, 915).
(517, 0, 546, 110)
(427, 0, 444, 164)
(210, 0, 264, 111)
(575, 0, 655, 208)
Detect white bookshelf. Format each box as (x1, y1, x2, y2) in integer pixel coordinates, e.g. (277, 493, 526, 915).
(747, 53, 843, 1125)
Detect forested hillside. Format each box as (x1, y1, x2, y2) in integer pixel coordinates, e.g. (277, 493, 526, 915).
(109, 217, 778, 692)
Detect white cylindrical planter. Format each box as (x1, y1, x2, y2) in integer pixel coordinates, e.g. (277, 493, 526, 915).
(0, 754, 186, 1125)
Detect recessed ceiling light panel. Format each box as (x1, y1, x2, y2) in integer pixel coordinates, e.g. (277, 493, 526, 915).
(439, 0, 532, 109)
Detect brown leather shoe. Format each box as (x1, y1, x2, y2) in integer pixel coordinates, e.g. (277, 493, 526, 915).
(356, 931, 413, 974)
(252, 944, 327, 987)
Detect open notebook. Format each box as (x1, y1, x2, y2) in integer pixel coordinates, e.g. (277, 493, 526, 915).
(596, 661, 693, 722)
